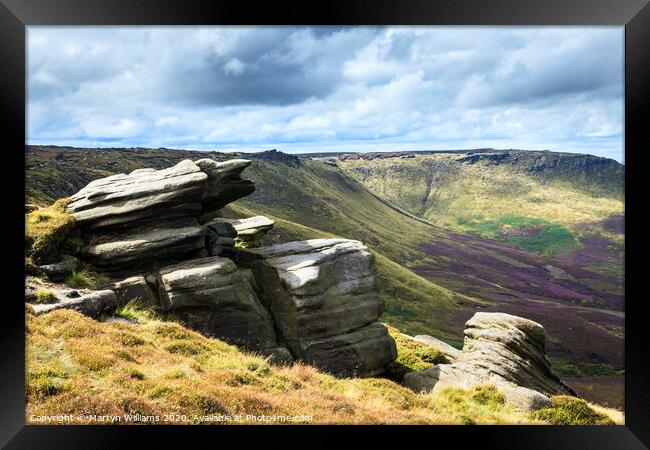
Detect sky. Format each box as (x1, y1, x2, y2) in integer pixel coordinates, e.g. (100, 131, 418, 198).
(27, 26, 624, 161)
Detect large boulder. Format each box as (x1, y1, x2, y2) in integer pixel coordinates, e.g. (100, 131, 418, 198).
(67, 160, 208, 229)
(108, 275, 158, 307)
(403, 312, 577, 411)
(240, 238, 397, 377)
(156, 256, 288, 359)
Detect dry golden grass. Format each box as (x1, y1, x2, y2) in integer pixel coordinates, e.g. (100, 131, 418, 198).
(26, 309, 546, 425)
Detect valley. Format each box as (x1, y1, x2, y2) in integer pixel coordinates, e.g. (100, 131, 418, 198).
(25, 145, 625, 408)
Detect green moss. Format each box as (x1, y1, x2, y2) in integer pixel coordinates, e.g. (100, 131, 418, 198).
(34, 289, 58, 304)
(531, 396, 615, 425)
(471, 385, 506, 408)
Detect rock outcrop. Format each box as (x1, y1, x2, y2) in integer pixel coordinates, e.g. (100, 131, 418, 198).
(67, 160, 208, 229)
(403, 312, 576, 410)
(207, 215, 274, 248)
(65, 159, 255, 272)
(29, 157, 395, 376)
(195, 158, 255, 213)
(155, 256, 286, 357)
(239, 238, 397, 377)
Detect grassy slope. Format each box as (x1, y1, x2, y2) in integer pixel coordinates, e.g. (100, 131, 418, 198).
(338, 153, 624, 253)
(27, 308, 620, 425)
(25, 146, 625, 407)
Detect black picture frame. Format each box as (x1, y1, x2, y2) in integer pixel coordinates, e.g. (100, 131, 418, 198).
(2, 0, 648, 448)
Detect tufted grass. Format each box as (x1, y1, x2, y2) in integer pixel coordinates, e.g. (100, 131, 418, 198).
(64, 269, 95, 289)
(25, 198, 82, 265)
(25, 309, 621, 425)
(530, 396, 615, 425)
(25, 309, 534, 425)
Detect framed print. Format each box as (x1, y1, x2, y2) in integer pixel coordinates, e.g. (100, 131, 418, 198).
(1, 0, 648, 447)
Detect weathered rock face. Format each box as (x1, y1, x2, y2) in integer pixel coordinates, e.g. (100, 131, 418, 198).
(240, 238, 397, 377)
(204, 221, 238, 256)
(67, 160, 208, 229)
(66, 158, 255, 273)
(156, 256, 287, 358)
(195, 158, 256, 213)
(208, 215, 274, 248)
(108, 275, 157, 307)
(81, 217, 205, 271)
(403, 312, 576, 411)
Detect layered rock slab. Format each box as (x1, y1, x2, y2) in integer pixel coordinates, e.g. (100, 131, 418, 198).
(207, 215, 274, 248)
(67, 160, 208, 229)
(241, 238, 397, 377)
(29, 289, 118, 318)
(81, 217, 205, 271)
(66, 158, 256, 273)
(403, 312, 576, 410)
(156, 256, 289, 360)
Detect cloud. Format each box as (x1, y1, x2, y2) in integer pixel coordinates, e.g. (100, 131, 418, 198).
(27, 26, 624, 161)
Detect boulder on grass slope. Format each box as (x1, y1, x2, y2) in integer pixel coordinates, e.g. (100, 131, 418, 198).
(37, 255, 80, 281)
(241, 238, 397, 377)
(403, 312, 577, 411)
(108, 275, 158, 307)
(156, 256, 289, 361)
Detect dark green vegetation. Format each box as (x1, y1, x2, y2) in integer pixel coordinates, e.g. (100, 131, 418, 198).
(25, 146, 625, 408)
(548, 357, 621, 378)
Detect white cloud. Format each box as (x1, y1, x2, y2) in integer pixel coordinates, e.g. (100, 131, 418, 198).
(27, 26, 624, 161)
